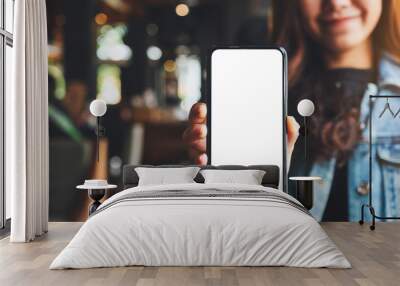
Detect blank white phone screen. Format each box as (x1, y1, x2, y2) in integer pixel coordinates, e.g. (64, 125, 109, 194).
(210, 49, 285, 190)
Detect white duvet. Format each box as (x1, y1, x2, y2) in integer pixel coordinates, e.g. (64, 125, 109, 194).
(50, 183, 350, 269)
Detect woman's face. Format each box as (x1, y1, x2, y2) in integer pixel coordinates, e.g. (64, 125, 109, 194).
(300, 0, 382, 52)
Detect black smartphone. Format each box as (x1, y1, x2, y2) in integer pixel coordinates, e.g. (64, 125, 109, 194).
(207, 47, 288, 192)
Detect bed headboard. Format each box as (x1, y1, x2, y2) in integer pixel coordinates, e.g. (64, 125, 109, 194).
(122, 165, 280, 190)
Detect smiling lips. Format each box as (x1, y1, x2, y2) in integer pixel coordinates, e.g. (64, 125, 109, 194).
(319, 13, 362, 33)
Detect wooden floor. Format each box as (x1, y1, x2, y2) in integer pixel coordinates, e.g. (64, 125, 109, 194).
(0, 222, 399, 286)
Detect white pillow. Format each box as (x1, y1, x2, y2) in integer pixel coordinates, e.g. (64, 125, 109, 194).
(200, 169, 266, 185)
(135, 167, 200, 186)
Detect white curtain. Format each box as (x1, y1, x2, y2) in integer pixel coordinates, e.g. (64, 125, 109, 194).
(7, 0, 49, 242)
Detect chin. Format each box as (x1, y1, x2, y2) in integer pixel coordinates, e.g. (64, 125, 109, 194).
(324, 36, 367, 54)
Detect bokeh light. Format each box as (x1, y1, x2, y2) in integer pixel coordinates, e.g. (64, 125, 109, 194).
(175, 4, 190, 17)
(96, 25, 132, 62)
(95, 13, 108, 25)
(146, 46, 163, 61)
(164, 60, 177, 72)
(146, 23, 159, 36)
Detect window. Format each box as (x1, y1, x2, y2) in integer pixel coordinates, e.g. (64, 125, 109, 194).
(1, 0, 14, 229)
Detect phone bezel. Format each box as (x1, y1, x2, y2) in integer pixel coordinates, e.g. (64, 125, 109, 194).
(205, 46, 288, 192)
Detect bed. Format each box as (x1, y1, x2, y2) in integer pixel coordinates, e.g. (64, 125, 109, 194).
(50, 165, 350, 269)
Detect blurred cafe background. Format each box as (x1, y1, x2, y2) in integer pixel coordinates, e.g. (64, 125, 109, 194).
(47, 0, 270, 221)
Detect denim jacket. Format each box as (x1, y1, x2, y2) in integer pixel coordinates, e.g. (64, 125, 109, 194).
(309, 52, 400, 221)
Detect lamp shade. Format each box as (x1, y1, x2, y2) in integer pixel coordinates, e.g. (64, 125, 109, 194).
(297, 99, 315, 117)
(90, 99, 107, 117)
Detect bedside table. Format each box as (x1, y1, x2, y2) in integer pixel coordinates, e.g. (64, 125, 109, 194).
(77, 180, 117, 215)
(289, 177, 322, 210)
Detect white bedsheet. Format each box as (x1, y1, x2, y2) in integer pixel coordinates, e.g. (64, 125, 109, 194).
(50, 183, 350, 269)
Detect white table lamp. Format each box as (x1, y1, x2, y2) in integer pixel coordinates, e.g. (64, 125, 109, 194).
(297, 99, 315, 166)
(297, 99, 315, 117)
(90, 99, 107, 161)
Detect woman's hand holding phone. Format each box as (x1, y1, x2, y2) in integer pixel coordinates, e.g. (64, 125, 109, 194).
(183, 102, 300, 165)
(183, 103, 208, 165)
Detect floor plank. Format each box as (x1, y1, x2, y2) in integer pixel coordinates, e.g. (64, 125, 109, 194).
(0, 222, 399, 286)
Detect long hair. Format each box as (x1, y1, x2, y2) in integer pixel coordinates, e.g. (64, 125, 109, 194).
(270, 0, 400, 163)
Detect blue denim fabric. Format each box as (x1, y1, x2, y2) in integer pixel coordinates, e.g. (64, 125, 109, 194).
(307, 53, 400, 221)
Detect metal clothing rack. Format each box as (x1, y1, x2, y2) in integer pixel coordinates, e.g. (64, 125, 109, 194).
(359, 95, 400, 230)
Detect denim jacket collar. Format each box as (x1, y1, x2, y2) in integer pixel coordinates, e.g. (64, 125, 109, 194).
(378, 52, 400, 91)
